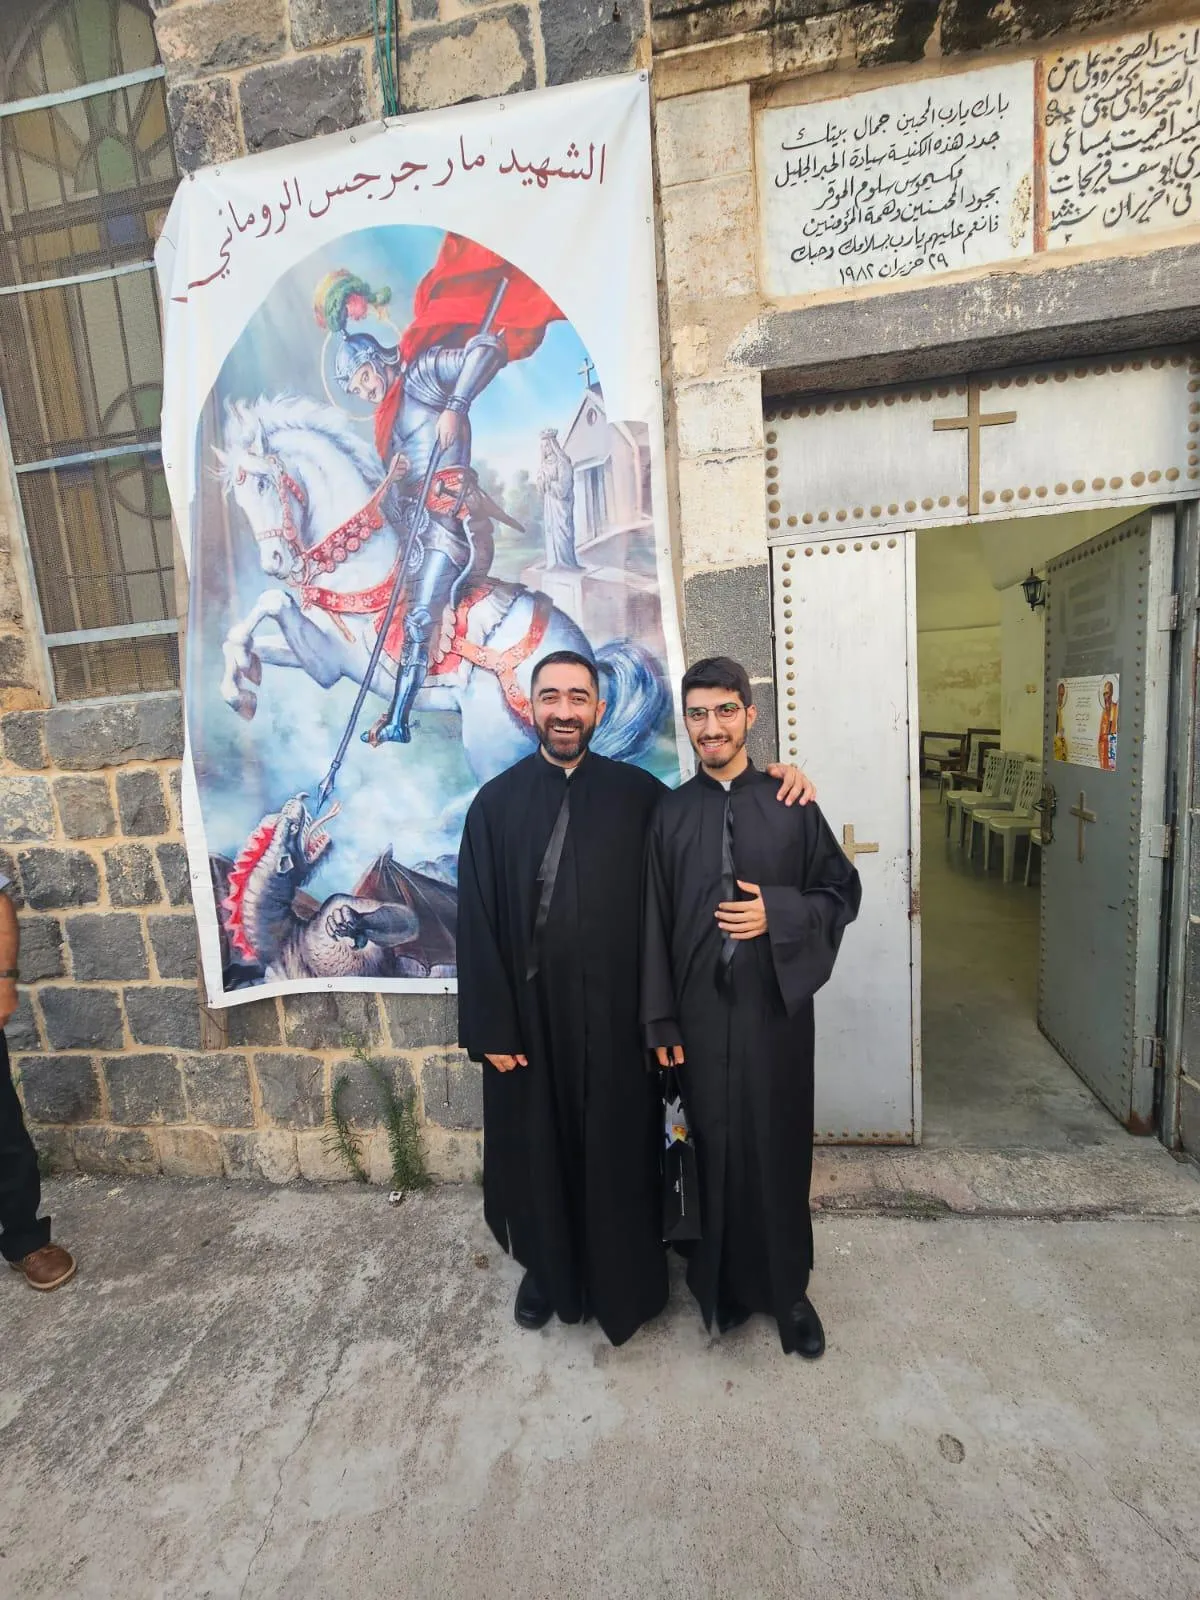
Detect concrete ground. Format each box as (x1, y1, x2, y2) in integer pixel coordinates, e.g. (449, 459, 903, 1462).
(4, 1175, 1200, 1600)
(920, 793, 1129, 1151)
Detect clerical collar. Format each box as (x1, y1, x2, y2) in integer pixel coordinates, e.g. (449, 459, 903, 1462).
(697, 760, 756, 792)
(537, 746, 589, 779)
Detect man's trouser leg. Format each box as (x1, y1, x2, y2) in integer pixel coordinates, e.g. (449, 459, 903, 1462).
(0, 1031, 50, 1264)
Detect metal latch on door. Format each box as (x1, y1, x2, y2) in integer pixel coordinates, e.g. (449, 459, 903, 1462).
(1035, 781, 1056, 845)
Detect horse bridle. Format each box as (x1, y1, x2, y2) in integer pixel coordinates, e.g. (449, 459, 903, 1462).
(239, 455, 311, 580)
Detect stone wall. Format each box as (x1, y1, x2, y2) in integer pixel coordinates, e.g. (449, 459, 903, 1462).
(0, 693, 485, 1181)
(7, 0, 1198, 1176)
(653, 0, 1200, 770)
(0, 3, 652, 1181)
(154, 0, 650, 172)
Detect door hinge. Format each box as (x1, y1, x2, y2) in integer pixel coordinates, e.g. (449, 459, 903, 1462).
(1140, 1035, 1163, 1073)
(1149, 823, 1173, 859)
(1158, 593, 1181, 631)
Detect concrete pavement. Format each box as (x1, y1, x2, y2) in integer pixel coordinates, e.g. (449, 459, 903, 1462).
(3, 1174, 1200, 1599)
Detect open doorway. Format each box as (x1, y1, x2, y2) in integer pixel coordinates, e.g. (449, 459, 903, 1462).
(915, 509, 1155, 1149)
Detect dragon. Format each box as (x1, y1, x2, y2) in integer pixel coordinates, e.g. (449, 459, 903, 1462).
(216, 795, 456, 982)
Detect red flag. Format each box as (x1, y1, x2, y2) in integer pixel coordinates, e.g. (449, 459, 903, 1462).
(399, 234, 564, 364)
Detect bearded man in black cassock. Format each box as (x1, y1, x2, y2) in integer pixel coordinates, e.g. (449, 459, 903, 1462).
(457, 650, 813, 1346)
(642, 657, 861, 1358)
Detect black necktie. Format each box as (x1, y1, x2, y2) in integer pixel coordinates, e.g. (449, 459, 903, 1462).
(716, 792, 737, 993)
(527, 784, 571, 981)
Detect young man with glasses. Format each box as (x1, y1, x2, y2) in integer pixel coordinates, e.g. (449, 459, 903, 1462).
(642, 657, 860, 1358)
(457, 650, 814, 1346)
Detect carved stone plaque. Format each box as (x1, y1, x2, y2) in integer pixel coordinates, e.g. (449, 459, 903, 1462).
(1039, 27, 1200, 249)
(758, 61, 1036, 298)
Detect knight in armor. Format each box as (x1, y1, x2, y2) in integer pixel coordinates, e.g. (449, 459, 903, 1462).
(333, 327, 508, 744)
(319, 240, 563, 744)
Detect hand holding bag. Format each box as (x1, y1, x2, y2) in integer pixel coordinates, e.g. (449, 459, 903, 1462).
(662, 1067, 702, 1243)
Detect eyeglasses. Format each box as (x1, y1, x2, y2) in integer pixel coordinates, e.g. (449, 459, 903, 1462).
(684, 701, 743, 724)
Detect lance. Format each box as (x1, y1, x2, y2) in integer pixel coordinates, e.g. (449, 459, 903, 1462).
(316, 274, 510, 809)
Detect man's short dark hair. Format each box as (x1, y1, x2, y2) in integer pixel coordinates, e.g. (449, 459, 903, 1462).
(531, 649, 600, 694)
(681, 656, 753, 709)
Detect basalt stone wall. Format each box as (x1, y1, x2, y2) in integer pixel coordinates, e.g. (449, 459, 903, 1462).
(0, 694, 485, 1181)
(0, 2, 652, 1182)
(154, 0, 650, 173)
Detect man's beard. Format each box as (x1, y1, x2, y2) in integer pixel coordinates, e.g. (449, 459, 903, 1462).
(695, 730, 746, 771)
(536, 716, 596, 764)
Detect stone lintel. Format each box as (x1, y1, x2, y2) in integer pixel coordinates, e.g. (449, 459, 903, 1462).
(731, 244, 1200, 397)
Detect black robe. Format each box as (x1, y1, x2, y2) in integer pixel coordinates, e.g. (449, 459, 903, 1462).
(641, 763, 861, 1350)
(457, 749, 668, 1346)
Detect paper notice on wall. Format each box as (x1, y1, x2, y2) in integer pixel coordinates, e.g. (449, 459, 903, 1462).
(1054, 674, 1120, 770)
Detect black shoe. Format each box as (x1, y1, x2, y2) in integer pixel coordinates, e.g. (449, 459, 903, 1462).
(514, 1270, 553, 1331)
(788, 1295, 825, 1359)
(717, 1302, 752, 1335)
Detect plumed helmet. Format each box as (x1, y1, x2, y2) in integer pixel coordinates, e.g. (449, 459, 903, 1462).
(333, 330, 400, 392)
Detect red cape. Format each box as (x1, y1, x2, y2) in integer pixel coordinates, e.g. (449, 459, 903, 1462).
(401, 233, 564, 364)
(372, 235, 565, 462)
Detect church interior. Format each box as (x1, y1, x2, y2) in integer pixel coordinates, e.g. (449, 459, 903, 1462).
(915, 510, 1151, 1150)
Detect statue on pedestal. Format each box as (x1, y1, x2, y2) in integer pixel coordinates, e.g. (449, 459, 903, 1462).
(537, 428, 583, 571)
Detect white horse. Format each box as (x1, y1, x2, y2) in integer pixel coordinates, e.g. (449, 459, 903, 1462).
(214, 394, 666, 784)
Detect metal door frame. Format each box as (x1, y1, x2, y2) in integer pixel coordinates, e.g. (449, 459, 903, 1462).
(765, 440, 1200, 1156)
(1160, 500, 1200, 1147)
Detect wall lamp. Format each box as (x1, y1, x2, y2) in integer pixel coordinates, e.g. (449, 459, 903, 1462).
(1021, 569, 1046, 612)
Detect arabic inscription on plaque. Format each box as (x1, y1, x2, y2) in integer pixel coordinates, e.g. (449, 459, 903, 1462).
(1040, 27, 1200, 248)
(758, 62, 1036, 298)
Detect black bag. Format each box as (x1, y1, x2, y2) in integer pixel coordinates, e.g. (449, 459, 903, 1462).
(662, 1068, 702, 1243)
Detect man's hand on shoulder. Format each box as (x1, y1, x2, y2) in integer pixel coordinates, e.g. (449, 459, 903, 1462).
(764, 763, 815, 806)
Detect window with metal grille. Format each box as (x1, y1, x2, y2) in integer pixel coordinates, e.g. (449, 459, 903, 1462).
(0, 0, 178, 702)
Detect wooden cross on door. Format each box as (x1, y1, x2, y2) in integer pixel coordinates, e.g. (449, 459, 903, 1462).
(1067, 791, 1097, 863)
(932, 379, 1017, 515)
(842, 823, 879, 863)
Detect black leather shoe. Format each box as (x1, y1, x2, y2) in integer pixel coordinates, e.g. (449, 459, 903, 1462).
(788, 1295, 825, 1359)
(717, 1302, 752, 1335)
(514, 1271, 553, 1330)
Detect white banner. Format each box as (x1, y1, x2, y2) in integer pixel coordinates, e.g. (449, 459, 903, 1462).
(156, 74, 686, 1006)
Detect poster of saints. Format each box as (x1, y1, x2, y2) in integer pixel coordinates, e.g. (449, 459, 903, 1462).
(157, 75, 686, 1004)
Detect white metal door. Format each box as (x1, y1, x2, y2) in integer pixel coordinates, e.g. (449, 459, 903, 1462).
(771, 534, 918, 1142)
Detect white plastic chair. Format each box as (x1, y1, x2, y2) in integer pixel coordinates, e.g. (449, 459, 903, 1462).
(977, 763, 1043, 882)
(946, 750, 1005, 843)
(966, 752, 1030, 857)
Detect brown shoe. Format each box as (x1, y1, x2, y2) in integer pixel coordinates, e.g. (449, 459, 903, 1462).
(10, 1243, 76, 1292)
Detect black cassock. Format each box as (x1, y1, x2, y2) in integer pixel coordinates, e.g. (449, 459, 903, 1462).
(641, 763, 861, 1350)
(457, 750, 668, 1346)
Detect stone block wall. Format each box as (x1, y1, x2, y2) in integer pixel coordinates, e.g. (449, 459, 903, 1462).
(0, 2, 652, 1182)
(651, 0, 1198, 765)
(154, 0, 651, 172)
(0, 693, 485, 1182)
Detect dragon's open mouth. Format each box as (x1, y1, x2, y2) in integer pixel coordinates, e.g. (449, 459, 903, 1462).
(303, 800, 340, 862)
